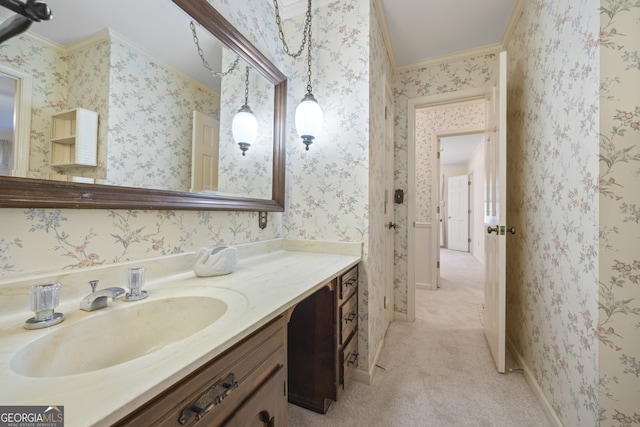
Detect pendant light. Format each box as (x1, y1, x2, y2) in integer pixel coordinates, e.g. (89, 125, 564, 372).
(191, 21, 257, 156)
(232, 67, 258, 156)
(273, 0, 322, 150)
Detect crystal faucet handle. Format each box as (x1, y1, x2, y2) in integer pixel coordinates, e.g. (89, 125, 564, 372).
(124, 266, 148, 302)
(30, 282, 62, 314)
(25, 282, 64, 329)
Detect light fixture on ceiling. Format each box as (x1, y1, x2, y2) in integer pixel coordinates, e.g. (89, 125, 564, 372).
(232, 66, 258, 156)
(273, 0, 323, 151)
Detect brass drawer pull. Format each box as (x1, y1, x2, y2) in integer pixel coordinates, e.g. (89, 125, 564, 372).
(347, 352, 359, 367)
(178, 373, 239, 424)
(344, 277, 357, 287)
(345, 311, 357, 323)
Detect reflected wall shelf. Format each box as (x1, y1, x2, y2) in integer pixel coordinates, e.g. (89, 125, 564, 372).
(50, 108, 98, 167)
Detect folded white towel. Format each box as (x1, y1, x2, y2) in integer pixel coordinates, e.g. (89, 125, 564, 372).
(193, 246, 238, 277)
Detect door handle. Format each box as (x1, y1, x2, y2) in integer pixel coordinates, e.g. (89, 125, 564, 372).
(388, 222, 396, 229)
(487, 226, 516, 235)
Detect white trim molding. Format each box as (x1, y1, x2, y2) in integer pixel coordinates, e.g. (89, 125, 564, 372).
(506, 337, 563, 427)
(407, 87, 487, 328)
(352, 332, 387, 385)
(396, 43, 503, 73)
(501, 0, 527, 48)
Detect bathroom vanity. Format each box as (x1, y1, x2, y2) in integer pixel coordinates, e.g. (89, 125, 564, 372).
(0, 239, 361, 426)
(115, 315, 288, 426)
(288, 265, 359, 413)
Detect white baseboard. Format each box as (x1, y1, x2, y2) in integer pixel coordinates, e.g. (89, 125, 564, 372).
(416, 282, 436, 291)
(394, 311, 409, 322)
(506, 337, 563, 427)
(351, 367, 370, 385)
(352, 333, 387, 385)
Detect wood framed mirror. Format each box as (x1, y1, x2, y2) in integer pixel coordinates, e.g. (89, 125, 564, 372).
(0, 0, 287, 211)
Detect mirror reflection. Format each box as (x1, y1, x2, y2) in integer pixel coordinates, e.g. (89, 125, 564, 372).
(0, 0, 275, 200)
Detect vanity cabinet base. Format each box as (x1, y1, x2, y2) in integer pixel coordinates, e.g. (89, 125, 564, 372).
(288, 265, 359, 414)
(288, 284, 336, 414)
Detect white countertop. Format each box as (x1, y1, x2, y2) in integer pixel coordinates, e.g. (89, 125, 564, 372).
(0, 240, 361, 426)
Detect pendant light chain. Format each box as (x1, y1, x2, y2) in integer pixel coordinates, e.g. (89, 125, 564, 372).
(243, 66, 250, 106)
(273, 0, 312, 60)
(190, 21, 240, 78)
(273, 0, 322, 150)
(273, 0, 314, 93)
(306, 9, 313, 94)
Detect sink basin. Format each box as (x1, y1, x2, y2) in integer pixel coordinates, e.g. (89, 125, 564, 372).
(11, 296, 228, 377)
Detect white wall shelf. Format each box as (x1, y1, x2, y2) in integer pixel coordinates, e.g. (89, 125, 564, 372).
(50, 108, 98, 167)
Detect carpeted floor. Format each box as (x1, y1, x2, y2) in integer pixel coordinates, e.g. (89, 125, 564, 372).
(288, 249, 550, 426)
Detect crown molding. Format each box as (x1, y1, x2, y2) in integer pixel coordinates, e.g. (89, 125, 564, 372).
(501, 0, 527, 47)
(395, 43, 504, 73)
(273, 0, 335, 19)
(372, 0, 397, 71)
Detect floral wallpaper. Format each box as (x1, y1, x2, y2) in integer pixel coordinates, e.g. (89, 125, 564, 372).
(0, 29, 222, 190)
(4, 3, 633, 422)
(63, 39, 110, 182)
(505, 0, 600, 425)
(0, 0, 288, 277)
(393, 0, 606, 424)
(392, 55, 496, 313)
(414, 101, 485, 223)
(0, 30, 67, 180)
(105, 35, 220, 192)
(0, 0, 389, 381)
(274, 0, 380, 371)
(598, 0, 640, 424)
(218, 47, 274, 199)
(367, 0, 393, 374)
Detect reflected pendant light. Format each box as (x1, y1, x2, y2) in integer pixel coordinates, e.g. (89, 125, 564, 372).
(232, 67, 258, 156)
(274, 0, 322, 150)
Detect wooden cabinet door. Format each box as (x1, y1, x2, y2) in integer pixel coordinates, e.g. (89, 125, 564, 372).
(224, 365, 287, 427)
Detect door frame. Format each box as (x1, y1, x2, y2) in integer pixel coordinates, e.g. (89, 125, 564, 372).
(0, 64, 31, 178)
(384, 80, 395, 330)
(407, 87, 485, 322)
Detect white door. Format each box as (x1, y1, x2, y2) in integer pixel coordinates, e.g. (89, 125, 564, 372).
(191, 111, 219, 192)
(447, 174, 469, 252)
(484, 51, 508, 373)
(384, 84, 395, 330)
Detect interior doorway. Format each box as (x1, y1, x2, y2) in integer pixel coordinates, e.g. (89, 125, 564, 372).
(436, 134, 486, 312)
(407, 87, 487, 322)
(439, 133, 484, 262)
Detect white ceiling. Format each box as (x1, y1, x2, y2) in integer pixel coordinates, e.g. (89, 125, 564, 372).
(0, 0, 224, 90)
(377, 0, 517, 68)
(440, 133, 484, 167)
(279, 0, 519, 68)
(0, 0, 520, 82)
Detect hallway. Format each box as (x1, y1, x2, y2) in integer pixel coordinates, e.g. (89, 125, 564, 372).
(288, 249, 550, 426)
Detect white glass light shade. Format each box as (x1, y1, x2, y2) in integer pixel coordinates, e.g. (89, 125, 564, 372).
(232, 105, 258, 156)
(295, 92, 323, 150)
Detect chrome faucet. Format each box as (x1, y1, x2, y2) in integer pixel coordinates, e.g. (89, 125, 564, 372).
(80, 280, 125, 312)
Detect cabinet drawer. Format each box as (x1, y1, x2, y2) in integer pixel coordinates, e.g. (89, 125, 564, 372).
(339, 293, 358, 346)
(340, 333, 359, 389)
(223, 364, 287, 427)
(115, 316, 286, 427)
(338, 266, 358, 304)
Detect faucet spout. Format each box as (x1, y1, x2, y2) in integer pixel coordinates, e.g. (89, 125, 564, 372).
(80, 287, 125, 312)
